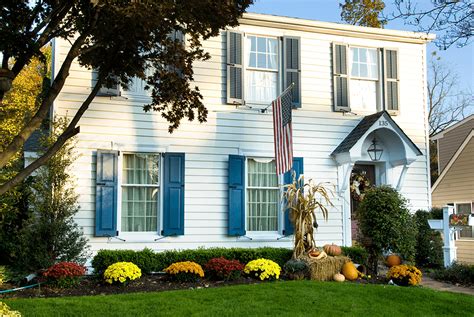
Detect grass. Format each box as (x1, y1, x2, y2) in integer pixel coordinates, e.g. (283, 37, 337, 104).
(5, 281, 474, 317)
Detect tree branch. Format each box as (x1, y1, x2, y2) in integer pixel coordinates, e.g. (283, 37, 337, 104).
(0, 73, 105, 195)
(0, 32, 88, 169)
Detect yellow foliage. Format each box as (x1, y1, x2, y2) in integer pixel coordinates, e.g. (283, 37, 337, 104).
(0, 46, 51, 166)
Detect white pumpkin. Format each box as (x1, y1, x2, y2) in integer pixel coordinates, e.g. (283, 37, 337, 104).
(333, 273, 345, 282)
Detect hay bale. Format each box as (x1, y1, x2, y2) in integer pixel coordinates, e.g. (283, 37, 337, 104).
(302, 255, 350, 281)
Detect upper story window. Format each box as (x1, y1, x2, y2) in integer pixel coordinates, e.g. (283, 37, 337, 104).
(349, 47, 380, 112)
(245, 36, 279, 104)
(227, 31, 301, 108)
(332, 43, 399, 115)
(121, 153, 160, 232)
(247, 158, 279, 232)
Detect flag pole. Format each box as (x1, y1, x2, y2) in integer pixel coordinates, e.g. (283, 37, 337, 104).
(260, 82, 295, 114)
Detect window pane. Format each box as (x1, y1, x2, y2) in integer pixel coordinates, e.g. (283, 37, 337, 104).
(122, 154, 159, 185)
(359, 63, 368, 78)
(245, 71, 277, 103)
(351, 63, 359, 77)
(257, 37, 266, 53)
(122, 187, 158, 232)
(457, 203, 472, 214)
(268, 39, 278, 54)
(247, 36, 257, 67)
(351, 47, 359, 62)
(359, 48, 367, 62)
(349, 79, 377, 112)
(257, 53, 266, 68)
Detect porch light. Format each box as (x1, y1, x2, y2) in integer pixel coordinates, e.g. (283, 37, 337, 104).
(367, 137, 383, 161)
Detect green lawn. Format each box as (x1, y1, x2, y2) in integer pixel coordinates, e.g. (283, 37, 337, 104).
(5, 281, 474, 317)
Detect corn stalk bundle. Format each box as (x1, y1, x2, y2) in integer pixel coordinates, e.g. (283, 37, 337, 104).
(283, 174, 334, 259)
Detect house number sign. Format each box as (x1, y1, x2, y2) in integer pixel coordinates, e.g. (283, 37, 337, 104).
(378, 120, 388, 127)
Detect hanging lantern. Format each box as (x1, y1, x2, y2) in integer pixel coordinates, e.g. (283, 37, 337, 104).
(367, 137, 383, 161)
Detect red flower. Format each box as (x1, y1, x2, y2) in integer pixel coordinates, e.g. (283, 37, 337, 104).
(43, 262, 86, 280)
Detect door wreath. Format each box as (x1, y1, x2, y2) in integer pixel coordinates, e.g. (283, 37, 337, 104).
(350, 172, 371, 201)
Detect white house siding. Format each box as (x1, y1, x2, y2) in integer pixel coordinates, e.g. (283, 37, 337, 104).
(53, 14, 431, 254)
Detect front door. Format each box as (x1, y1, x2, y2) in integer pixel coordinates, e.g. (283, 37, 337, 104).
(350, 164, 375, 244)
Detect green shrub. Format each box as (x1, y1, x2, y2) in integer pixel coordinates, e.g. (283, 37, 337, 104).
(414, 210, 443, 268)
(429, 207, 443, 220)
(341, 246, 369, 266)
(432, 263, 474, 286)
(356, 186, 417, 274)
(92, 247, 292, 276)
(14, 119, 89, 272)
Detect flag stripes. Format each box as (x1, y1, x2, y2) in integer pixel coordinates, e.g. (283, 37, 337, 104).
(272, 88, 293, 175)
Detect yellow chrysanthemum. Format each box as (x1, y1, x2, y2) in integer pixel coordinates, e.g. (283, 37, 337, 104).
(164, 261, 205, 278)
(103, 262, 142, 284)
(244, 259, 281, 281)
(387, 264, 422, 286)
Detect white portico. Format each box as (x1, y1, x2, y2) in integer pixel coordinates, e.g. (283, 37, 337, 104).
(331, 111, 424, 245)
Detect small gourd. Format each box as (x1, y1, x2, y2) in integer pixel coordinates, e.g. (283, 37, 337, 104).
(323, 244, 342, 256)
(342, 261, 359, 281)
(386, 254, 402, 267)
(333, 273, 345, 282)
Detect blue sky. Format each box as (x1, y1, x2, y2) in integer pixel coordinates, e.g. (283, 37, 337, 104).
(250, 0, 473, 91)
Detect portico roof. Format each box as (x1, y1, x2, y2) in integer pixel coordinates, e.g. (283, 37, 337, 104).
(331, 111, 422, 158)
(331, 111, 423, 165)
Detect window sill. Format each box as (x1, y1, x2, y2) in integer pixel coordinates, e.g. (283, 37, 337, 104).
(108, 233, 164, 243)
(238, 232, 292, 242)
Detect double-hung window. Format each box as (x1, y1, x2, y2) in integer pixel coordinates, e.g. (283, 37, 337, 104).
(247, 159, 280, 232)
(226, 31, 301, 108)
(228, 155, 303, 237)
(332, 43, 399, 114)
(95, 151, 185, 238)
(121, 153, 160, 232)
(349, 47, 380, 112)
(245, 36, 279, 104)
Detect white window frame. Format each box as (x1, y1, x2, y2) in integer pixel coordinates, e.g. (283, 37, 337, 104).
(348, 45, 383, 113)
(116, 152, 164, 241)
(243, 34, 282, 106)
(244, 157, 283, 238)
(454, 201, 474, 240)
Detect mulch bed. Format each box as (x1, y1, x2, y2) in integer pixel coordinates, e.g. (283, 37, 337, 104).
(1, 273, 391, 299)
(1, 274, 264, 299)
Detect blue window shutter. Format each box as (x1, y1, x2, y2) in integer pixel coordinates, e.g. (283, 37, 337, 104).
(95, 150, 119, 237)
(162, 153, 185, 236)
(283, 157, 304, 236)
(228, 155, 245, 236)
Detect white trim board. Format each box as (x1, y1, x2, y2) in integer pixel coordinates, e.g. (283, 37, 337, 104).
(431, 130, 474, 192)
(431, 115, 474, 140)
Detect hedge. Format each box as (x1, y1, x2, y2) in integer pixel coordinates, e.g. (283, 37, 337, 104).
(92, 247, 293, 275)
(341, 246, 368, 267)
(92, 246, 369, 275)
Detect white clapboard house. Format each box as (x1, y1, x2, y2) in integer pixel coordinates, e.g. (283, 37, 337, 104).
(46, 13, 434, 254)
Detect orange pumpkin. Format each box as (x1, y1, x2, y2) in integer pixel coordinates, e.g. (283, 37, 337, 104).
(386, 254, 402, 267)
(342, 262, 359, 281)
(323, 244, 342, 256)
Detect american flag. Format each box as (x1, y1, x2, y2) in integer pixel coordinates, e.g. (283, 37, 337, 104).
(272, 86, 293, 175)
